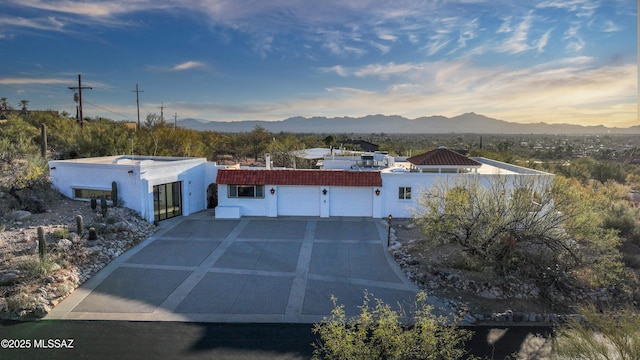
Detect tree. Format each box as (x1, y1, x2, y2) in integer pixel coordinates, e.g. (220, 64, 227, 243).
(0, 116, 48, 210)
(19, 99, 29, 114)
(415, 175, 578, 277)
(244, 125, 272, 162)
(553, 304, 640, 360)
(312, 291, 473, 360)
(267, 134, 305, 168)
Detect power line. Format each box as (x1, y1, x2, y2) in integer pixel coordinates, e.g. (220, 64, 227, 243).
(83, 100, 134, 121)
(68, 74, 92, 128)
(132, 84, 144, 130)
(158, 102, 165, 121)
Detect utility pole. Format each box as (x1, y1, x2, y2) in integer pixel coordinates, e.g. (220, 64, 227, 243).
(173, 112, 179, 130)
(158, 102, 165, 122)
(68, 74, 92, 127)
(132, 84, 144, 129)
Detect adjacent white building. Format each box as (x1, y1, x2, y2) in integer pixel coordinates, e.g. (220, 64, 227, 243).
(48, 155, 222, 223)
(48, 147, 554, 222)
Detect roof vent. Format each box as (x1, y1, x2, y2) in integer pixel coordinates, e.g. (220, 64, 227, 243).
(438, 146, 448, 149)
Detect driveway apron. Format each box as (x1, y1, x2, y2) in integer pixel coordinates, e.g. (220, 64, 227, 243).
(47, 212, 426, 323)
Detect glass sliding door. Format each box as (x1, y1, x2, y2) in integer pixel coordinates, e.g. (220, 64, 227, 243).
(153, 181, 182, 223)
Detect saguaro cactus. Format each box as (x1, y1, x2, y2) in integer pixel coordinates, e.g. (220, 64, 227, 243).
(100, 193, 108, 216)
(37, 226, 46, 261)
(76, 215, 83, 235)
(40, 123, 47, 158)
(90, 197, 97, 211)
(111, 181, 118, 207)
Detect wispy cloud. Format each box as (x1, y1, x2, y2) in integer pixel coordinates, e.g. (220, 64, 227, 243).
(497, 13, 534, 54)
(305, 57, 636, 126)
(0, 15, 65, 32)
(536, 0, 599, 18)
(0, 77, 70, 85)
(535, 29, 552, 53)
(602, 20, 621, 33)
(146, 61, 210, 73)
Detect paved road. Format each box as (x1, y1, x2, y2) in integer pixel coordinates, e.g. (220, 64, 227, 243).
(0, 320, 554, 360)
(47, 212, 431, 323)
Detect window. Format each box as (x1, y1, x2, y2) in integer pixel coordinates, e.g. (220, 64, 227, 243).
(398, 187, 411, 200)
(74, 188, 111, 201)
(228, 185, 264, 198)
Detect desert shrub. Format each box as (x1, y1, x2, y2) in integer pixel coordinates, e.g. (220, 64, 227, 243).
(312, 291, 473, 360)
(52, 227, 70, 239)
(17, 257, 58, 280)
(553, 304, 640, 360)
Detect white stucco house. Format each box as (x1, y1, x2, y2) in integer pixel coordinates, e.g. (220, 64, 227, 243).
(48, 147, 554, 222)
(48, 155, 222, 223)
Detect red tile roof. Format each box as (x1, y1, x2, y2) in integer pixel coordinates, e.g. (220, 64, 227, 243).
(407, 147, 481, 167)
(216, 169, 382, 187)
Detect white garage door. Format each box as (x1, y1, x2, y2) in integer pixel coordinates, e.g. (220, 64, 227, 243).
(330, 187, 373, 217)
(277, 186, 320, 216)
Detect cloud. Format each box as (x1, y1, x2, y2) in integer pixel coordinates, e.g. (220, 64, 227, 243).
(535, 29, 552, 52)
(0, 15, 65, 32)
(536, 0, 599, 18)
(602, 20, 621, 33)
(0, 77, 70, 85)
(296, 57, 637, 126)
(146, 61, 210, 73)
(496, 13, 533, 54)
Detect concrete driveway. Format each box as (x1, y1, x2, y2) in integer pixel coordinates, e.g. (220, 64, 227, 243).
(47, 211, 425, 323)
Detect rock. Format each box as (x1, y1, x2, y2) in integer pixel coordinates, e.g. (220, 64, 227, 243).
(33, 304, 50, 318)
(69, 232, 81, 243)
(57, 239, 73, 249)
(0, 272, 19, 285)
(479, 290, 498, 299)
(11, 210, 32, 221)
(463, 313, 477, 324)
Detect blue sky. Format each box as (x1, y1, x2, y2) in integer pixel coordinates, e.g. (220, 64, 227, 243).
(0, 0, 637, 127)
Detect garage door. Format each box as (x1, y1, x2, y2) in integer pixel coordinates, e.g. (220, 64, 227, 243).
(277, 186, 320, 216)
(330, 187, 373, 217)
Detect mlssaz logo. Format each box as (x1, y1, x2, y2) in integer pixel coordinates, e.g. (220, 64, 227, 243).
(34, 338, 75, 349)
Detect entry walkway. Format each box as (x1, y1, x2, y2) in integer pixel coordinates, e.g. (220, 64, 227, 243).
(47, 212, 433, 323)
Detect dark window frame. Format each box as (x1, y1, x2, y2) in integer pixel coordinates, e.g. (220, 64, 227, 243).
(228, 185, 265, 198)
(399, 186, 412, 200)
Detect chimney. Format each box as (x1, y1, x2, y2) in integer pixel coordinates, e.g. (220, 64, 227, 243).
(265, 153, 271, 170)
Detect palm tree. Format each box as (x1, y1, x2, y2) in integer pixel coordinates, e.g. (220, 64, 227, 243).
(19, 99, 29, 114)
(0, 97, 8, 111)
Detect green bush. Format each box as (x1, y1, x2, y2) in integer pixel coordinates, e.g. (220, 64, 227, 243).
(312, 291, 473, 360)
(18, 258, 57, 280)
(52, 227, 69, 239)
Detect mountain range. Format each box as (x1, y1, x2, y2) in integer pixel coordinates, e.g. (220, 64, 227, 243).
(177, 113, 640, 135)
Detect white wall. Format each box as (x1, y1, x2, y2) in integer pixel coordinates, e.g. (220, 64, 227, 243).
(380, 172, 554, 218)
(49, 157, 214, 223)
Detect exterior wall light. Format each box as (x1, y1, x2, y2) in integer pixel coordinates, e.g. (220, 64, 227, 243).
(270, 188, 275, 195)
(322, 188, 327, 195)
(128, 170, 134, 174)
(50, 167, 56, 170)
(375, 189, 380, 196)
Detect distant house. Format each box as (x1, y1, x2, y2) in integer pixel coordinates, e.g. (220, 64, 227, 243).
(341, 139, 380, 152)
(49, 147, 553, 222)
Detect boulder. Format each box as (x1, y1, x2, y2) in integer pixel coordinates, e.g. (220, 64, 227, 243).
(10, 210, 32, 221)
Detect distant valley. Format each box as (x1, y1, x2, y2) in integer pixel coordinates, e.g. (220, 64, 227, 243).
(177, 113, 640, 135)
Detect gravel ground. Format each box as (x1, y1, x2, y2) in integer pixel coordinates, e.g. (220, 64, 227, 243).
(0, 193, 156, 320)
